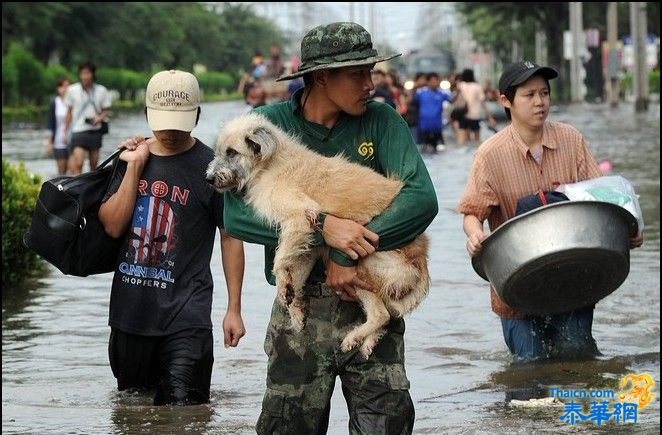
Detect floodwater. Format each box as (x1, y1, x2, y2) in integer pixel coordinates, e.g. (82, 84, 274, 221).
(2, 100, 660, 434)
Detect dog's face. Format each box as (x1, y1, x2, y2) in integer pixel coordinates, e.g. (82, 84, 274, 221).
(206, 113, 278, 192)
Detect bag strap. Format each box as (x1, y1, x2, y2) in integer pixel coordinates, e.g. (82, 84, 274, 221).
(69, 86, 94, 130)
(97, 147, 127, 192)
(97, 147, 125, 170)
(89, 84, 103, 115)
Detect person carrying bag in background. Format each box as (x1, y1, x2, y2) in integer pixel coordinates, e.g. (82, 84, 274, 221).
(63, 61, 112, 175)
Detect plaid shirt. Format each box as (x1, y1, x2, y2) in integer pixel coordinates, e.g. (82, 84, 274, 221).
(458, 121, 602, 318)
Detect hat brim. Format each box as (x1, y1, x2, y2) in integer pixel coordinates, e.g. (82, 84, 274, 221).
(147, 107, 198, 132)
(509, 66, 559, 89)
(276, 53, 402, 81)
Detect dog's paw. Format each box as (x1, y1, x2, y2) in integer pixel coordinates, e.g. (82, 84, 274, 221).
(359, 337, 377, 359)
(340, 333, 363, 353)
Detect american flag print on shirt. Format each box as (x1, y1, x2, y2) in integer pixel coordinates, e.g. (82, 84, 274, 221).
(128, 195, 176, 266)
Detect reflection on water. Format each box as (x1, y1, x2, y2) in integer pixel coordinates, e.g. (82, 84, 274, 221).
(490, 352, 661, 392)
(2, 100, 659, 434)
(110, 396, 215, 434)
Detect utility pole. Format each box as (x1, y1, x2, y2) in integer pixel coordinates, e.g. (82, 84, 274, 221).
(606, 2, 620, 107)
(369, 2, 375, 42)
(535, 26, 548, 66)
(630, 2, 649, 111)
(511, 21, 521, 62)
(569, 2, 585, 102)
(349, 2, 355, 22)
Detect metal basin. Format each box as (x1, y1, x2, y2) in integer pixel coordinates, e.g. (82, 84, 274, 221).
(472, 201, 638, 315)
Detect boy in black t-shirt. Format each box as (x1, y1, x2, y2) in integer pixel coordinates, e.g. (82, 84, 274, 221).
(99, 70, 245, 405)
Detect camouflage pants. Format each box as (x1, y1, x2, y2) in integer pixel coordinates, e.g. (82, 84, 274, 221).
(256, 284, 415, 435)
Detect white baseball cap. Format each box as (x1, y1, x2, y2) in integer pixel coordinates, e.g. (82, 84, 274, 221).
(146, 70, 200, 132)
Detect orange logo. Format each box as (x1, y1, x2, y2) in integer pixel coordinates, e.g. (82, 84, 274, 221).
(619, 373, 656, 408)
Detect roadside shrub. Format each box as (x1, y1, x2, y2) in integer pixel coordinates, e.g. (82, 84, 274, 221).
(2, 159, 44, 287)
(43, 64, 73, 91)
(96, 68, 151, 101)
(621, 69, 660, 96)
(650, 69, 660, 94)
(122, 69, 150, 101)
(196, 71, 235, 94)
(2, 56, 20, 106)
(97, 67, 127, 96)
(3, 42, 47, 105)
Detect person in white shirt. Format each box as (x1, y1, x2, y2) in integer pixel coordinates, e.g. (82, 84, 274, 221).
(63, 61, 112, 174)
(45, 76, 71, 175)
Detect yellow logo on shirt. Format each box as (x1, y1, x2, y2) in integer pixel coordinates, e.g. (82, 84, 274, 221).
(358, 141, 374, 158)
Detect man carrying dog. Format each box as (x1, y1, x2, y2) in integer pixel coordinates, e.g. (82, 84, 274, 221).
(223, 22, 438, 434)
(99, 70, 246, 405)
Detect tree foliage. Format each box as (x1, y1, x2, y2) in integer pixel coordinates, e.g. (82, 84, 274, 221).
(456, 2, 660, 69)
(454, 2, 660, 100)
(2, 2, 287, 73)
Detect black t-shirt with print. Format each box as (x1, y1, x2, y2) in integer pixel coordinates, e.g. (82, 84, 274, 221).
(104, 140, 223, 336)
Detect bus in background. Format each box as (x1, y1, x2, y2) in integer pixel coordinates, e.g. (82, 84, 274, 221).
(400, 48, 456, 89)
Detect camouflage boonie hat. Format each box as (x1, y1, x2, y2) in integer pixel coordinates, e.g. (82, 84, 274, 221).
(277, 22, 401, 81)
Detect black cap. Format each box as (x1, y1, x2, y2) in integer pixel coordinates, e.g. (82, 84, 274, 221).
(498, 60, 558, 93)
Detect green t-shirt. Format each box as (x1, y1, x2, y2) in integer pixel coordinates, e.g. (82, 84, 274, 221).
(224, 88, 438, 285)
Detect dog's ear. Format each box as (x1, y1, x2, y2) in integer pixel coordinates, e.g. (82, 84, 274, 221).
(245, 138, 261, 156)
(247, 126, 277, 160)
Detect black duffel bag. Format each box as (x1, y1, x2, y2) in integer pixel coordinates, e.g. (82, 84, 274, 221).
(23, 148, 126, 276)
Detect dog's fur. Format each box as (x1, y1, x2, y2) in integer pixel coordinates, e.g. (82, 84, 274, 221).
(206, 113, 430, 357)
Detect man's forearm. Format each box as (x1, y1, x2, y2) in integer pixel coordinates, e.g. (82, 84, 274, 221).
(99, 162, 143, 238)
(221, 230, 245, 313)
(367, 184, 438, 250)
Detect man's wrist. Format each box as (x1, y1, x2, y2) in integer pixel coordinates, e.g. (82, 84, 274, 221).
(329, 248, 358, 267)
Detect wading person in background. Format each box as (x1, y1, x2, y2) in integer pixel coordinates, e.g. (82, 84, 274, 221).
(223, 22, 438, 434)
(99, 70, 246, 405)
(45, 76, 71, 175)
(456, 68, 494, 145)
(63, 61, 112, 174)
(457, 60, 644, 362)
(414, 72, 452, 153)
(404, 71, 428, 146)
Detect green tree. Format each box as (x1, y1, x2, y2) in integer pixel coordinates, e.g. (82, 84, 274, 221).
(2, 2, 71, 62)
(2, 2, 289, 75)
(455, 3, 569, 78)
(210, 3, 287, 73)
(455, 2, 660, 101)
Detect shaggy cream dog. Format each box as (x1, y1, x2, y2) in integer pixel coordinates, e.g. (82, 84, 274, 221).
(207, 113, 430, 357)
